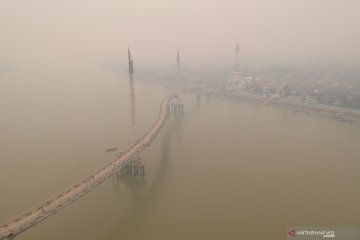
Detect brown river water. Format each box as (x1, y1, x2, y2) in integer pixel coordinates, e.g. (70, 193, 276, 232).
(0, 65, 359, 240)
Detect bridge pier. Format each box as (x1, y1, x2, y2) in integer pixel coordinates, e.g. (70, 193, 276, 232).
(123, 160, 145, 178)
(196, 94, 201, 107)
(4, 233, 16, 240)
(171, 103, 184, 114)
(113, 159, 145, 187)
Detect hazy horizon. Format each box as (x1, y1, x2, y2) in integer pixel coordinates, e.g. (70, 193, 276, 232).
(1, 1, 360, 239)
(1, 0, 360, 68)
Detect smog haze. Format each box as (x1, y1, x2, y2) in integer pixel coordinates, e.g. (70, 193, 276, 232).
(1, 0, 360, 67)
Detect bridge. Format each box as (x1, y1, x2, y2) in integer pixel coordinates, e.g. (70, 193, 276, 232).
(0, 93, 177, 240)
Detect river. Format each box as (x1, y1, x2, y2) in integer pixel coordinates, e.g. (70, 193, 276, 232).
(0, 65, 359, 239)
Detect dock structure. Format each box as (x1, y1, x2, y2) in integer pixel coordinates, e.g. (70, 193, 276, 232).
(0, 93, 177, 240)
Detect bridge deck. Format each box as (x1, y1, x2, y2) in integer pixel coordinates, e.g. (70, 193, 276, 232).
(0, 94, 175, 240)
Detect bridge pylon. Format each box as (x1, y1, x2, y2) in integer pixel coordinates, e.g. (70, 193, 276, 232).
(112, 49, 146, 187)
(172, 50, 184, 115)
(128, 48, 137, 143)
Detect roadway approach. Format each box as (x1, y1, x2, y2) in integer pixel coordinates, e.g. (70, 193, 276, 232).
(0, 93, 177, 240)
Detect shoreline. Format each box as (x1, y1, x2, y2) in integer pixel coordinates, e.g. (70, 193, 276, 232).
(200, 89, 360, 123)
(137, 78, 360, 123)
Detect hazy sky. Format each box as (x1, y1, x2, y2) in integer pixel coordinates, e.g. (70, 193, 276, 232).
(1, 0, 359, 66)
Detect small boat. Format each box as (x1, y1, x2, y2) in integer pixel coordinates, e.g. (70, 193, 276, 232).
(105, 146, 118, 152)
(336, 112, 343, 117)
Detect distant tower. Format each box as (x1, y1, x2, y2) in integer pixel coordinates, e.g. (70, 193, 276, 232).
(172, 49, 184, 114)
(177, 49, 180, 81)
(128, 48, 136, 142)
(177, 49, 181, 92)
(234, 42, 240, 73)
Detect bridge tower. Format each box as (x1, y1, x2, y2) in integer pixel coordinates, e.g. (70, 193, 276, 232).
(233, 43, 241, 82)
(117, 48, 145, 183)
(128, 48, 136, 142)
(234, 42, 240, 73)
(177, 49, 180, 83)
(172, 49, 184, 114)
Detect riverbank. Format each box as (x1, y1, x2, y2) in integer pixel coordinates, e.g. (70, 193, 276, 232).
(136, 77, 360, 123)
(200, 89, 360, 123)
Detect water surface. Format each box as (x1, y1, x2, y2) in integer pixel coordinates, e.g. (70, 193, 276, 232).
(0, 67, 359, 240)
